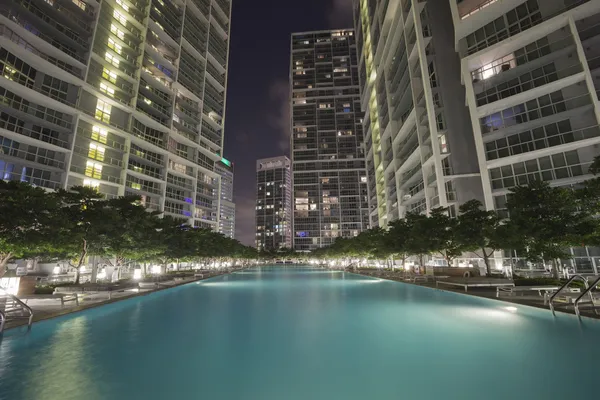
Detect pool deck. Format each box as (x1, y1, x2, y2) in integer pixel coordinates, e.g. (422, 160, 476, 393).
(3, 271, 231, 331)
(355, 270, 600, 320)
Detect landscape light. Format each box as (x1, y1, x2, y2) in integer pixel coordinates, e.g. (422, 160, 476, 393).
(133, 269, 142, 280)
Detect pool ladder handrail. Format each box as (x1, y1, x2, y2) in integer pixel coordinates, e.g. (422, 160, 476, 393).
(573, 275, 600, 318)
(0, 310, 5, 334)
(0, 288, 34, 331)
(549, 274, 589, 316)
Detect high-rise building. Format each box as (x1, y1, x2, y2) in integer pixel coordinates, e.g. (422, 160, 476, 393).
(290, 29, 369, 251)
(255, 156, 292, 251)
(353, 0, 484, 228)
(0, 0, 231, 230)
(215, 157, 235, 238)
(451, 0, 600, 272)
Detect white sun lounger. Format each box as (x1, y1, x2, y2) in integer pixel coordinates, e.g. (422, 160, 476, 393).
(436, 280, 514, 292)
(496, 286, 560, 298)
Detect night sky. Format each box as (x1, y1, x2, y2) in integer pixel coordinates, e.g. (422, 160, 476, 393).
(224, 0, 354, 246)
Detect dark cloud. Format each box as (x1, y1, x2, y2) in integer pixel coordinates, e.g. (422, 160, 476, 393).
(328, 0, 354, 27)
(266, 79, 291, 153)
(235, 195, 256, 247)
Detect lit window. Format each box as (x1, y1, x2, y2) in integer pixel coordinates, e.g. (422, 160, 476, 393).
(99, 83, 115, 97)
(108, 38, 122, 54)
(83, 179, 100, 188)
(144, 98, 152, 105)
(361, 176, 367, 183)
(110, 24, 125, 40)
(116, 0, 129, 11)
(113, 10, 127, 25)
(85, 161, 103, 179)
(105, 52, 120, 67)
(88, 143, 106, 161)
(95, 100, 111, 123)
(102, 68, 117, 83)
(72, 0, 86, 10)
(131, 182, 141, 190)
(92, 126, 108, 144)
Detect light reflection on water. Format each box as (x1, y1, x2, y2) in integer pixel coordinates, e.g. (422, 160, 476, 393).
(1, 266, 600, 400)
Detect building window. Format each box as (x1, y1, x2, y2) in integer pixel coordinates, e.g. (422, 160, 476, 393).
(85, 161, 103, 179)
(99, 83, 115, 97)
(105, 52, 120, 67)
(88, 143, 105, 161)
(108, 38, 122, 55)
(95, 100, 111, 123)
(91, 126, 108, 144)
(102, 68, 117, 84)
(113, 10, 127, 26)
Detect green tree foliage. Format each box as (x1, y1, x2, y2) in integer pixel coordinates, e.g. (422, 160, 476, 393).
(505, 180, 594, 278)
(0, 184, 256, 280)
(0, 181, 63, 277)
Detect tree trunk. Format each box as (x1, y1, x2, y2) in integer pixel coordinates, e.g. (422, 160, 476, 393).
(74, 239, 87, 285)
(551, 259, 560, 279)
(482, 248, 492, 277)
(0, 252, 13, 279)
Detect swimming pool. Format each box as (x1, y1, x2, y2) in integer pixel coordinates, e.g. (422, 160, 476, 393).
(1, 266, 599, 399)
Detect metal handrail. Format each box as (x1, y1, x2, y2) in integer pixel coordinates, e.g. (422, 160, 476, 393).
(0, 310, 5, 333)
(0, 288, 34, 330)
(549, 274, 589, 316)
(573, 276, 600, 318)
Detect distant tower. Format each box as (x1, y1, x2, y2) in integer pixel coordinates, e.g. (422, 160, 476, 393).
(255, 156, 292, 250)
(290, 29, 369, 251)
(215, 158, 235, 239)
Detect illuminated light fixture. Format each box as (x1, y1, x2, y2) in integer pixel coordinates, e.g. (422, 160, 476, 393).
(133, 269, 142, 280)
(504, 306, 518, 312)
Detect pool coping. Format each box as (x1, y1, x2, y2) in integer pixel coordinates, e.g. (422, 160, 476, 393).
(2, 272, 231, 332)
(350, 271, 600, 321)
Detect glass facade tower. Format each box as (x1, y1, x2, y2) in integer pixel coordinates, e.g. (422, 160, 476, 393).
(290, 29, 369, 251)
(0, 0, 231, 230)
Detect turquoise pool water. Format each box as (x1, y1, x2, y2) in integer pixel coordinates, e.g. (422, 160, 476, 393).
(1, 266, 599, 399)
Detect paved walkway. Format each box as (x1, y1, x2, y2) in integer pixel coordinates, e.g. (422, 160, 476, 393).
(355, 270, 600, 319)
(4, 274, 227, 331)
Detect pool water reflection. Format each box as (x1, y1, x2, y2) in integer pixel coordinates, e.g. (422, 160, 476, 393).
(1, 266, 599, 399)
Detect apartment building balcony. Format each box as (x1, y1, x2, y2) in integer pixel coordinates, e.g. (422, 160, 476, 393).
(129, 143, 164, 168)
(72, 142, 124, 168)
(136, 94, 171, 127)
(164, 201, 193, 219)
(1, 117, 71, 150)
(0, 22, 84, 79)
(479, 88, 593, 137)
(143, 55, 175, 83)
(0, 135, 66, 170)
(398, 162, 423, 189)
(1, 167, 62, 189)
(127, 159, 163, 181)
(207, 35, 227, 67)
(69, 162, 122, 186)
(168, 159, 195, 179)
(0, 88, 74, 131)
(125, 175, 163, 197)
(167, 173, 195, 192)
(150, 3, 182, 43)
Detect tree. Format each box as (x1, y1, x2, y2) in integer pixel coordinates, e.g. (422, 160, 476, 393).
(505, 180, 593, 278)
(403, 212, 438, 269)
(427, 207, 467, 267)
(456, 200, 511, 276)
(386, 219, 410, 268)
(0, 181, 62, 277)
(54, 186, 114, 284)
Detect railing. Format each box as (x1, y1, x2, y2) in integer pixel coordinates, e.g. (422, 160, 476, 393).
(0, 288, 34, 332)
(476, 62, 583, 107)
(0, 123, 71, 149)
(72, 145, 124, 167)
(460, 0, 498, 20)
(573, 275, 600, 317)
(0, 309, 5, 333)
(549, 274, 589, 315)
(471, 32, 574, 83)
(480, 92, 592, 134)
